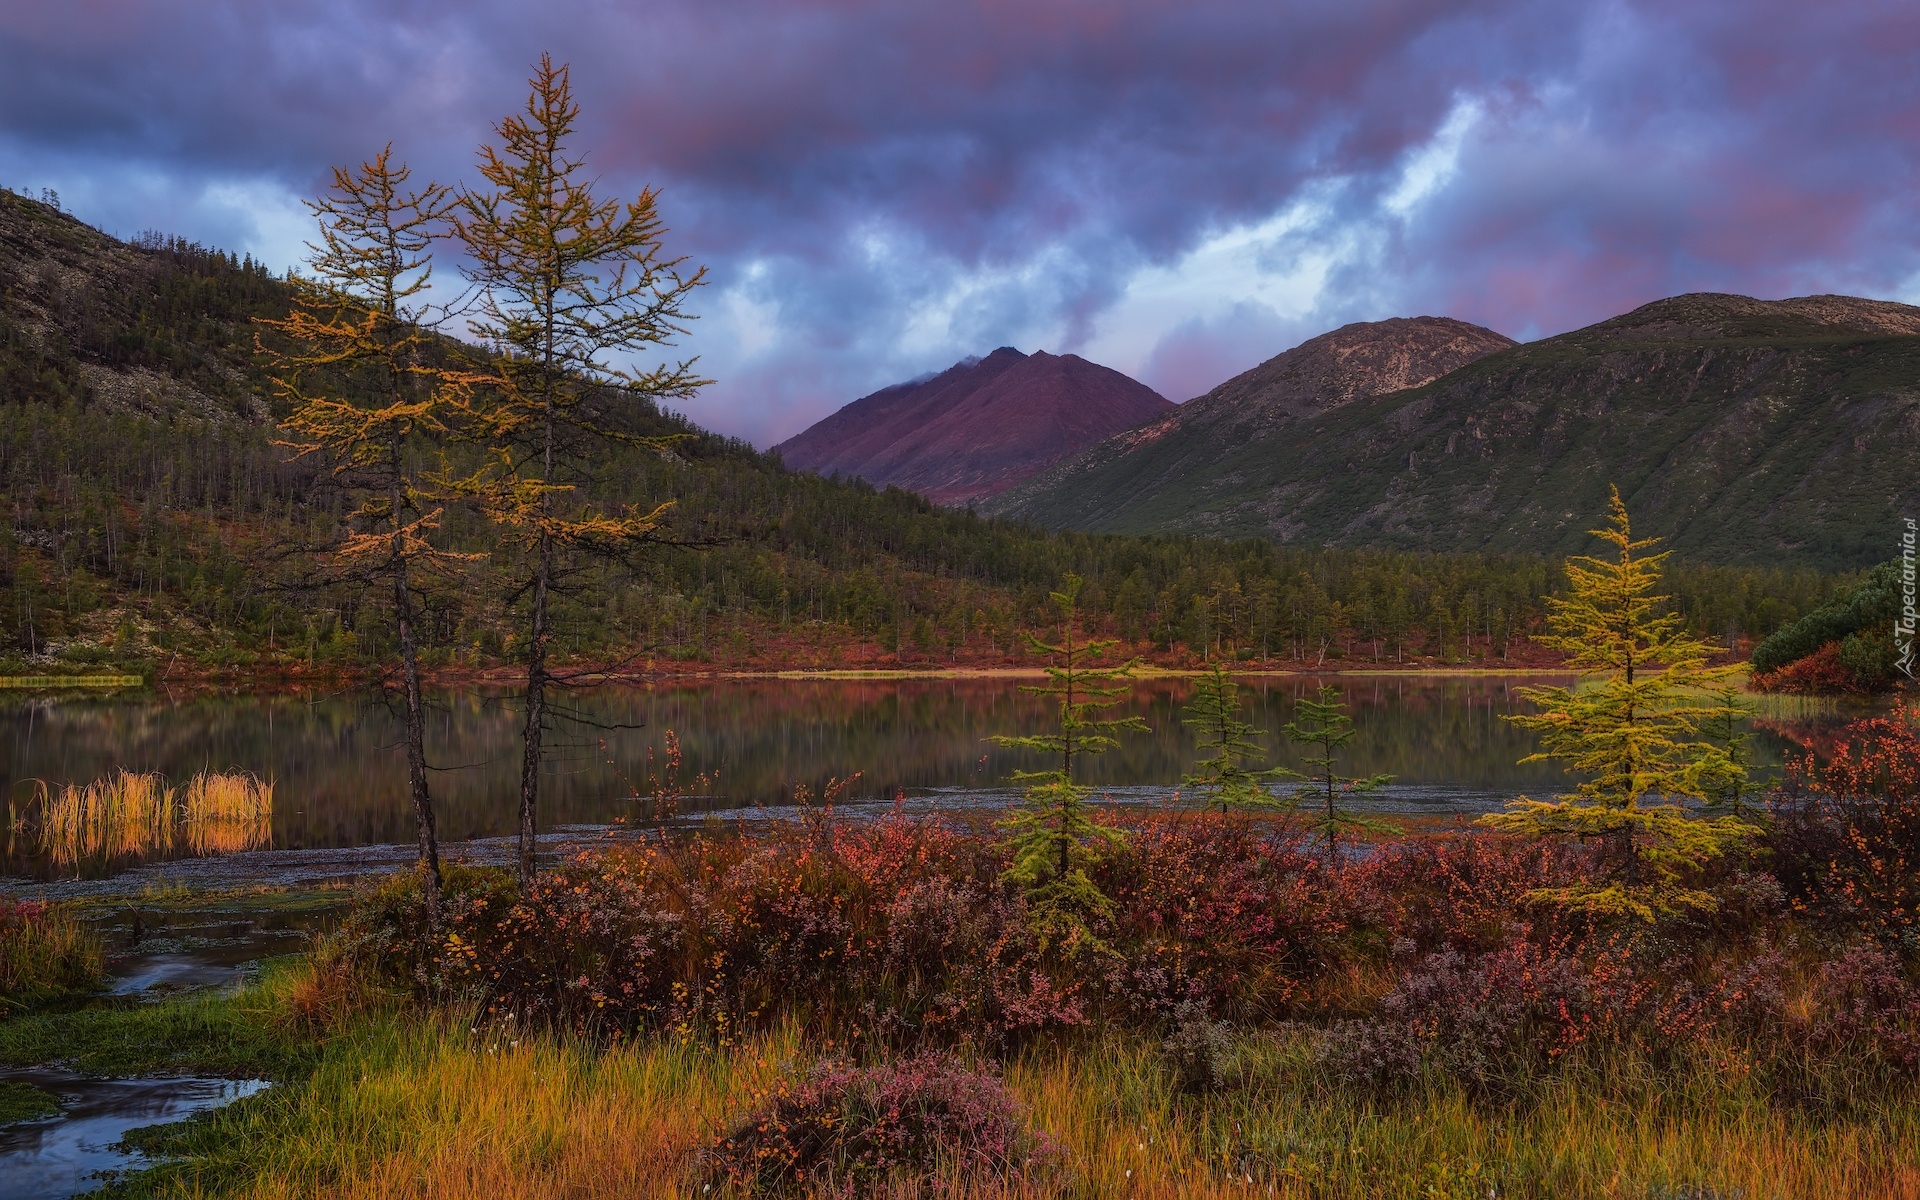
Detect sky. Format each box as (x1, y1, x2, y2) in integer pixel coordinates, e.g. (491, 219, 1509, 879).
(2, 0, 1916, 446)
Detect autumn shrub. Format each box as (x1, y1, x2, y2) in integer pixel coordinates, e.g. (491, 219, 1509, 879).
(340, 811, 1383, 1047)
(1752, 642, 1869, 695)
(704, 1052, 1053, 1195)
(1319, 942, 1600, 1098)
(0, 898, 105, 1010)
(333, 796, 1920, 1107)
(1770, 700, 1920, 950)
(1318, 927, 1920, 1106)
(1160, 997, 1234, 1093)
(333, 862, 516, 990)
(1801, 944, 1920, 1075)
(1094, 813, 1365, 1020)
(1355, 834, 1588, 954)
(342, 817, 1090, 1046)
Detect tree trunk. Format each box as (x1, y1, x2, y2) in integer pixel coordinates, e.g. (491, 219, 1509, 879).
(396, 551, 442, 918)
(389, 436, 442, 921)
(1326, 772, 1337, 857)
(518, 530, 551, 890)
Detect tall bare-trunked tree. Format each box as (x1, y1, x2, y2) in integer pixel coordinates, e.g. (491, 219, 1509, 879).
(456, 56, 707, 888)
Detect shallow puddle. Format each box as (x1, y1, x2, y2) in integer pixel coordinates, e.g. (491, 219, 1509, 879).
(0, 1070, 268, 1199)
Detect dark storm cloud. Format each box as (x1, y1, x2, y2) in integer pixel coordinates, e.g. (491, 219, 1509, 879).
(1, 1, 1914, 443)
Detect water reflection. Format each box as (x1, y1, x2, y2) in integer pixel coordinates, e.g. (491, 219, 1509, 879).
(9, 771, 272, 871)
(2, 675, 1812, 880)
(0, 1071, 268, 1199)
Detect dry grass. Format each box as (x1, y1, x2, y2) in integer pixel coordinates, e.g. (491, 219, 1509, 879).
(18, 769, 271, 865)
(161, 1010, 1920, 1200)
(35, 769, 174, 862)
(1004, 1036, 1920, 1199)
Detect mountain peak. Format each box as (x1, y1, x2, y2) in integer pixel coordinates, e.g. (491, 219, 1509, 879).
(983, 294, 1919, 571)
(775, 350, 1170, 505)
(1177, 315, 1517, 428)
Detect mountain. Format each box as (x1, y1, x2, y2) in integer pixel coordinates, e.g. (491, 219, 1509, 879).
(985, 295, 1920, 571)
(774, 347, 1172, 505)
(985, 316, 1513, 521)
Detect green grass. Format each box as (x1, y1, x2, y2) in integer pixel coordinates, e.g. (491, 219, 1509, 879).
(0, 959, 314, 1081)
(0, 1078, 61, 1126)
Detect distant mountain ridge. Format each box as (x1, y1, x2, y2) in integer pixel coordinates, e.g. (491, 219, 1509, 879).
(987, 316, 1515, 523)
(774, 347, 1171, 505)
(986, 294, 1920, 571)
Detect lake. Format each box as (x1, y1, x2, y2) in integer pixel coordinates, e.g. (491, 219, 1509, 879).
(1, 673, 1824, 885)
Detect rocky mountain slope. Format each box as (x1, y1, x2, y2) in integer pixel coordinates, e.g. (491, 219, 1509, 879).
(774, 347, 1171, 505)
(987, 295, 1920, 571)
(0, 189, 285, 423)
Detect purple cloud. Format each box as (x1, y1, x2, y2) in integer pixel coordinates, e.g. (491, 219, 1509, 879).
(1, 1, 1914, 445)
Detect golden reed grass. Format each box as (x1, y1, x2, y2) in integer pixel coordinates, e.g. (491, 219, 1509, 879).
(20, 769, 272, 865)
(181, 771, 275, 856)
(171, 1010, 1920, 1200)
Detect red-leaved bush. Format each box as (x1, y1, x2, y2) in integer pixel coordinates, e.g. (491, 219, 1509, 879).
(1354, 835, 1589, 953)
(704, 1052, 1053, 1195)
(1804, 944, 1920, 1073)
(342, 812, 1373, 1045)
(1772, 700, 1920, 946)
(1094, 815, 1365, 1020)
(1751, 642, 1867, 695)
(1320, 936, 1920, 1098)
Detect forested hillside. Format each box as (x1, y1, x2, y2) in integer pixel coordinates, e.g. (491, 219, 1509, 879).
(0, 191, 1852, 676)
(992, 294, 1920, 572)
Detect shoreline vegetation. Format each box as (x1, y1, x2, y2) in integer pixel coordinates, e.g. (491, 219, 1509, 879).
(0, 646, 1687, 694)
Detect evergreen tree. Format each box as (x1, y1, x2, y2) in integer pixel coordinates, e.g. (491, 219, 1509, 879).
(259, 147, 465, 918)
(1480, 487, 1757, 921)
(1280, 685, 1394, 855)
(1180, 665, 1291, 813)
(993, 574, 1146, 947)
(1701, 685, 1768, 823)
(454, 56, 707, 888)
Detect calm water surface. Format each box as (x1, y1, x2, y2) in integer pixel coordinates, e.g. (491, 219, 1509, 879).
(0, 1072, 268, 1199)
(2, 674, 1819, 883)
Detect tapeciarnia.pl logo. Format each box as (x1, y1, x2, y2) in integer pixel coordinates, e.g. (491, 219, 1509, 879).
(1899, 517, 1917, 680)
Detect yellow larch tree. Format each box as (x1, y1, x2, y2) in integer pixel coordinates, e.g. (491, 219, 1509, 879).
(260, 147, 474, 918)
(454, 56, 707, 888)
(1480, 487, 1758, 921)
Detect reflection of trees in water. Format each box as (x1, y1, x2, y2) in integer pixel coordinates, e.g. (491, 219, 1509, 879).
(2, 676, 1816, 860)
(1751, 705, 1888, 762)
